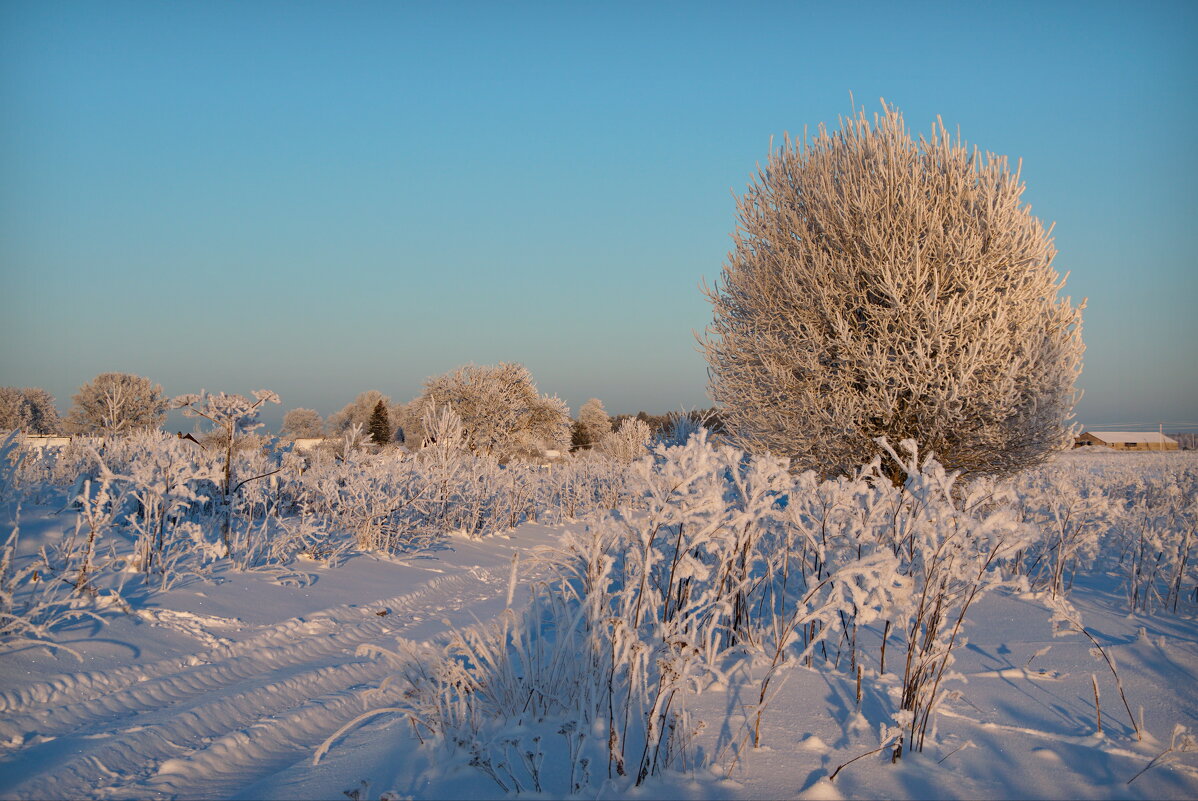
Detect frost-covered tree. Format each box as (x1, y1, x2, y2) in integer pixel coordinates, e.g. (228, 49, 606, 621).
(411, 363, 571, 460)
(174, 389, 281, 548)
(576, 398, 612, 450)
(703, 103, 1085, 479)
(0, 387, 61, 434)
(598, 417, 652, 463)
(325, 391, 403, 438)
(64, 372, 169, 435)
(368, 399, 392, 445)
(280, 408, 323, 440)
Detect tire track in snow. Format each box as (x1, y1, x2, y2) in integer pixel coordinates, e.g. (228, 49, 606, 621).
(0, 569, 488, 736)
(11, 658, 403, 800)
(0, 564, 512, 801)
(0, 571, 469, 719)
(138, 675, 411, 800)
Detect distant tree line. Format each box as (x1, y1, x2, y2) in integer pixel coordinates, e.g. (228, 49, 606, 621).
(2, 366, 727, 467)
(1, 374, 168, 436)
(4, 371, 1188, 470)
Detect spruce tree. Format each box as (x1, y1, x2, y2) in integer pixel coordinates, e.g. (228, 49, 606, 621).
(368, 399, 392, 445)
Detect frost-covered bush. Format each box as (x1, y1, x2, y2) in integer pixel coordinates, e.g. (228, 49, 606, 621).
(0, 409, 656, 652)
(409, 363, 572, 461)
(703, 102, 1084, 479)
(1023, 451, 1198, 614)
(284, 405, 640, 551)
(597, 417, 651, 464)
(280, 407, 323, 439)
(373, 432, 1033, 791)
(174, 390, 280, 497)
(1013, 462, 1111, 598)
(872, 440, 1034, 754)
(0, 435, 129, 654)
(9, 436, 100, 501)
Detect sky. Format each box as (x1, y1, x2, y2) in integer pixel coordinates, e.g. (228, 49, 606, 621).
(1, 0, 1195, 433)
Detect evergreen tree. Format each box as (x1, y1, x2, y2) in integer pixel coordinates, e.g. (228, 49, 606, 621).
(570, 419, 588, 452)
(368, 399, 392, 445)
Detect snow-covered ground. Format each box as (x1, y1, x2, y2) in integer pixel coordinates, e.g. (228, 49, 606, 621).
(1, 515, 1195, 799)
(0, 516, 562, 799)
(1, 445, 1196, 800)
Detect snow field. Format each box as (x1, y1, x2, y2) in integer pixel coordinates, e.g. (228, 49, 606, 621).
(0, 431, 1196, 799)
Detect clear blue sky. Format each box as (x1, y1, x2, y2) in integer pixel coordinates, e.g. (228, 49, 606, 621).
(2, 0, 1195, 432)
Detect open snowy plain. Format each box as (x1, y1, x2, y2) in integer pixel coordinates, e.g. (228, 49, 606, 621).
(1, 434, 1196, 800)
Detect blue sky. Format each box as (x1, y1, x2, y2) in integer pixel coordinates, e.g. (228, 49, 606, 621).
(1, 0, 1195, 432)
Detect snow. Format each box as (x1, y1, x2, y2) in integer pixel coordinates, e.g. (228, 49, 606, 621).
(0, 515, 562, 799)
(0, 445, 1195, 800)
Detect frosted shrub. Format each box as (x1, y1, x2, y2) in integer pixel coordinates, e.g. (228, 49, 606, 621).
(1014, 464, 1111, 598)
(1115, 469, 1198, 613)
(371, 433, 1029, 789)
(174, 389, 282, 551)
(0, 434, 112, 655)
(297, 452, 447, 553)
(113, 431, 217, 584)
(1, 410, 662, 651)
(0, 524, 107, 656)
(1022, 452, 1198, 615)
(10, 436, 103, 502)
(280, 404, 636, 555)
(378, 589, 613, 793)
(538, 455, 640, 523)
(370, 433, 790, 790)
(597, 418, 651, 464)
(656, 411, 704, 448)
(411, 363, 572, 461)
(874, 440, 1034, 755)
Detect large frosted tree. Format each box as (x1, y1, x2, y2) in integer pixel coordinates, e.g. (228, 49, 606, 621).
(703, 103, 1084, 479)
(280, 408, 323, 439)
(0, 387, 61, 434)
(64, 372, 169, 435)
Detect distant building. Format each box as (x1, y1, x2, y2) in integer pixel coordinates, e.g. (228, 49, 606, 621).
(20, 434, 72, 450)
(1074, 431, 1179, 451)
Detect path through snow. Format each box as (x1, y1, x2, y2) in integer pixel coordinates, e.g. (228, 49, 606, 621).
(0, 526, 557, 800)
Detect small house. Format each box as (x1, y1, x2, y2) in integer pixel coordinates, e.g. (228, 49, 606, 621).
(1074, 431, 1179, 451)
